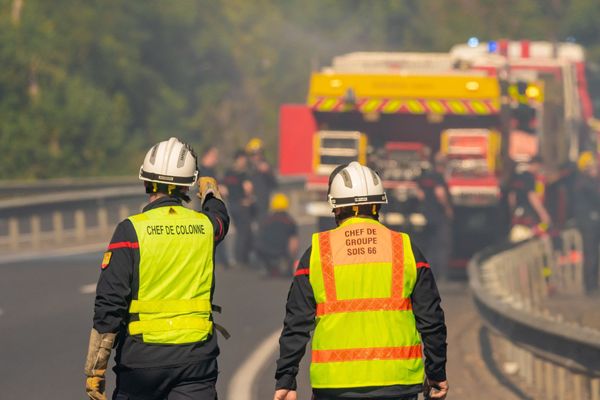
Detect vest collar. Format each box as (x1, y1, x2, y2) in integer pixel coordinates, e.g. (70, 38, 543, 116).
(338, 216, 381, 228)
(143, 196, 183, 213)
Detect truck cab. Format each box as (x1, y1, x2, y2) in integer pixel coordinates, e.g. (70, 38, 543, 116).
(441, 128, 501, 207)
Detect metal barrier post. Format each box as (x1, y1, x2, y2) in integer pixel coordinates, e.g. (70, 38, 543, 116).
(74, 210, 86, 241)
(119, 205, 129, 222)
(8, 217, 19, 250)
(524, 350, 534, 387)
(543, 360, 555, 399)
(31, 214, 41, 249)
(534, 357, 544, 391)
(591, 377, 600, 400)
(573, 373, 586, 399)
(556, 365, 567, 399)
(53, 211, 64, 244)
(97, 207, 108, 234)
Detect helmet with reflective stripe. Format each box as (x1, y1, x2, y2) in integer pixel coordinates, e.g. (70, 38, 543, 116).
(327, 161, 387, 208)
(139, 137, 199, 186)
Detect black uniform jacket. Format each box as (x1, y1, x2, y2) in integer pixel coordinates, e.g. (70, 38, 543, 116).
(275, 230, 447, 398)
(417, 170, 451, 224)
(93, 195, 229, 369)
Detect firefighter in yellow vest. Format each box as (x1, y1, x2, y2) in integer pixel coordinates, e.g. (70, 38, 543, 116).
(273, 162, 449, 400)
(84, 137, 229, 400)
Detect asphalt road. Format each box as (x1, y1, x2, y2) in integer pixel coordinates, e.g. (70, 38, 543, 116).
(0, 222, 520, 400)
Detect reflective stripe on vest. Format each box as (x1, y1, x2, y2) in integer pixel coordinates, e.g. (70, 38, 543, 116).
(129, 298, 212, 313)
(312, 345, 423, 363)
(128, 205, 214, 345)
(129, 317, 212, 336)
(309, 217, 424, 388)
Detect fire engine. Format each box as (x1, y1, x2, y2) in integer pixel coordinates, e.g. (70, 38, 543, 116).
(278, 41, 596, 270)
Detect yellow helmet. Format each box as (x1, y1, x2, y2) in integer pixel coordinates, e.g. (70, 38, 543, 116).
(245, 137, 264, 154)
(577, 151, 595, 172)
(270, 193, 290, 211)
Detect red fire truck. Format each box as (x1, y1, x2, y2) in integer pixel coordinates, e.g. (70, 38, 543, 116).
(278, 52, 506, 271)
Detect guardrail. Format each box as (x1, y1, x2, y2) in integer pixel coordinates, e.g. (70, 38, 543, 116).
(0, 187, 147, 252)
(469, 230, 600, 399)
(0, 176, 309, 255)
(0, 176, 139, 198)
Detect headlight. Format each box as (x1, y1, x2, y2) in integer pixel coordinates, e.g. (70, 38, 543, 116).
(409, 213, 427, 226)
(384, 212, 405, 225)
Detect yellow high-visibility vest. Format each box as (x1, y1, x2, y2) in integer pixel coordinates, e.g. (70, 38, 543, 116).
(309, 217, 424, 388)
(127, 205, 214, 345)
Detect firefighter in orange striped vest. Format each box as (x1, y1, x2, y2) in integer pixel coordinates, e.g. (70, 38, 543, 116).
(273, 162, 448, 400)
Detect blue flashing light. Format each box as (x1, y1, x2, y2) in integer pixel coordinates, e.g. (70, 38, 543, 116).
(468, 37, 479, 48)
(488, 41, 498, 53)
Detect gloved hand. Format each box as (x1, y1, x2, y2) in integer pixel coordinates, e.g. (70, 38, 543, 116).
(84, 329, 116, 400)
(197, 177, 223, 205)
(85, 374, 106, 400)
(273, 389, 297, 400)
(424, 378, 449, 399)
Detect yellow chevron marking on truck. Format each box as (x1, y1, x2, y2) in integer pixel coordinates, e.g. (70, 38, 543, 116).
(407, 100, 424, 114)
(428, 100, 445, 114)
(447, 100, 467, 114)
(382, 99, 402, 113)
(361, 99, 381, 113)
(470, 100, 488, 114)
(319, 98, 338, 111)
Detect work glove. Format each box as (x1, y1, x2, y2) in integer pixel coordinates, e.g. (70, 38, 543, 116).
(85, 375, 106, 400)
(424, 378, 449, 399)
(197, 177, 223, 205)
(84, 328, 116, 400)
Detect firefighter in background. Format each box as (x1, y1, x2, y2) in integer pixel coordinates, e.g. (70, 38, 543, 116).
(255, 193, 299, 277)
(417, 152, 453, 280)
(222, 149, 255, 267)
(273, 162, 448, 400)
(574, 152, 600, 293)
(84, 137, 229, 400)
(508, 155, 552, 242)
(246, 137, 277, 220)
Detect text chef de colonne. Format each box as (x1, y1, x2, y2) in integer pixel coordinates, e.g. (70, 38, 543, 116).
(146, 224, 207, 236)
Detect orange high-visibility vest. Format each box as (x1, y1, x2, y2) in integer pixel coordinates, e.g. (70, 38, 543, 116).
(309, 217, 424, 388)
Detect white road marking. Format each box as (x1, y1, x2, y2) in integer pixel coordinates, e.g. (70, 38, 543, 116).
(228, 328, 281, 400)
(79, 283, 97, 295)
(0, 307, 4, 316)
(0, 242, 106, 265)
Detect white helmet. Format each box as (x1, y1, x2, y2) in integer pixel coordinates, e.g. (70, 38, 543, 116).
(139, 137, 198, 186)
(327, 161, 387, 208)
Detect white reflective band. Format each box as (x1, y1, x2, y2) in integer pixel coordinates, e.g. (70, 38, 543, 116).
(129, 317, 213, 335)
(129, 298, 212, 313)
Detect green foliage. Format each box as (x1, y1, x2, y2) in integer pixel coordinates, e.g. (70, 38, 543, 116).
(0, 0, 598, 178)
